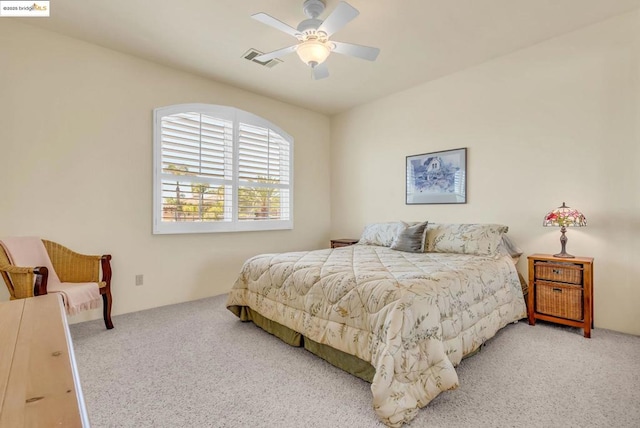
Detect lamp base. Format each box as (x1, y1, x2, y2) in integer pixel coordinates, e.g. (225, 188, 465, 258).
(553, 226, 575, 258)
(553, 251, 575, 259)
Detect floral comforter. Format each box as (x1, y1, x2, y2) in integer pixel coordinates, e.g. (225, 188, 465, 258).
(226, 245, 526, 427)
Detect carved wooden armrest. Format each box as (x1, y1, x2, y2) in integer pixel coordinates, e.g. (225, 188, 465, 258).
(100, 255, 112, 289)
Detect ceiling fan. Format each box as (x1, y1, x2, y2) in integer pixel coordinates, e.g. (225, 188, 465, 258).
(251, 0, 380, 80)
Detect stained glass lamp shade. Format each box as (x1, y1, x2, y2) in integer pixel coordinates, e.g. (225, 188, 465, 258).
(543, 202, 587, 258)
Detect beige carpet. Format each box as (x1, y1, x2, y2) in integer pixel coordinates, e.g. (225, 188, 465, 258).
(69, 294, 640, 427)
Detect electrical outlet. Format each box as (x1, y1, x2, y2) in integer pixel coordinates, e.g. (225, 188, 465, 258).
(135, 274, 144, 286)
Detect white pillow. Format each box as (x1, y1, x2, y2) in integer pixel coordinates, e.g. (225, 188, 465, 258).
(424, 223, 508, 256)
(358, 222, 408, 247)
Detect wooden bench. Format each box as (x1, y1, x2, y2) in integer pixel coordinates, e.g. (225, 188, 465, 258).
(0, 294, 89, 427)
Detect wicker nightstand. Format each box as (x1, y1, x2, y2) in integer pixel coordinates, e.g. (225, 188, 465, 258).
(330, 239, 359, 249)
(527, 253, 594, 338)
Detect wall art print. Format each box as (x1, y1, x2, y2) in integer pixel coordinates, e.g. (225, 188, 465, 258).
(406, 147, 467, 204)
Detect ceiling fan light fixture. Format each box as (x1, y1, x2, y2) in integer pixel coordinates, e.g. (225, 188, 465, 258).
(296, 39, 331, 66)
(251, 0, 378, 78)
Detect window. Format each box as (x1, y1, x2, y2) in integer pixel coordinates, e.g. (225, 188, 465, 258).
(153, 104, 293, 234)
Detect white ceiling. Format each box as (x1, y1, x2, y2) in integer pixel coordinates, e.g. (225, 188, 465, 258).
(21, 0, 640, 115)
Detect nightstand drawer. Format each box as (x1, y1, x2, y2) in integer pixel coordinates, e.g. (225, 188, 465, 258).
(534, 262, 582, 285)
(331, 239, 358, 248)
(535, 281, 583, 321)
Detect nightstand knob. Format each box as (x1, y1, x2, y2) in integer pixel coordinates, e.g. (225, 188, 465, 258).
(552, 269, 561, 274)
(552, 287, 562, 293)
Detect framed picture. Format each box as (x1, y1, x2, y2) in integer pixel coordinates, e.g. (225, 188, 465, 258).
(406, 148, 467, 204)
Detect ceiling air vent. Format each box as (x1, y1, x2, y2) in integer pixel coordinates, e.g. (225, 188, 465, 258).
(243, 49, 282, 68)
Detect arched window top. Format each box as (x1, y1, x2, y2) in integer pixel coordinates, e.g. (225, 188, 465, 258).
(156, 104, 293, 142)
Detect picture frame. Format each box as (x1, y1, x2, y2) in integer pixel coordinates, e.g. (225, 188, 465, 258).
(406, 147, 467, 204)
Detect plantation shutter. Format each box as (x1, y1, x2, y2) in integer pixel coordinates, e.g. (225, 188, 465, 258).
(161, 112, 233, 179)
(237, 123, 291, 221)
(159, 112, 233, 223)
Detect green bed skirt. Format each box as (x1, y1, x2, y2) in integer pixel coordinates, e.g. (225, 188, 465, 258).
(228, 305, 376, 382)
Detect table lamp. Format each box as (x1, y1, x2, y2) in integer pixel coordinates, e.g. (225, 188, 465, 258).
(542, 202, 587, 258)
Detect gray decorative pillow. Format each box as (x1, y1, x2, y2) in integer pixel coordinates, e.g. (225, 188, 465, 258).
(497, 234, 523, 264)
(391, 221, 428, 253)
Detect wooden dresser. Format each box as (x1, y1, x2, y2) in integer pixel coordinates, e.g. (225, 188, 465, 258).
(0, 294, 89, 427)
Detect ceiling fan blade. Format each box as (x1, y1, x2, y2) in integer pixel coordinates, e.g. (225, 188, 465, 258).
(252, 13, 301, 39)
(317, 2, 359, 37)
(254, 45, 298, 62)
(312, 63, 329, 80)
(331, 41, 380, 61)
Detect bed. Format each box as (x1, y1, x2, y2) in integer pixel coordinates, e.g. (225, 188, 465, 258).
(226, 222, 527, 427)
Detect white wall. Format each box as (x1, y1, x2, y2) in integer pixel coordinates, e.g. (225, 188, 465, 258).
(0, 22, 331, 322)
(331, 11, 640, 335)
(2, 12, 639, 336)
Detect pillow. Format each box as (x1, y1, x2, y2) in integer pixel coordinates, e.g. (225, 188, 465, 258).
(497, 234, 523, 264)
(358, 222, 407, 247)
(391, 221, 428, 253)
(424, 223, 508, 256)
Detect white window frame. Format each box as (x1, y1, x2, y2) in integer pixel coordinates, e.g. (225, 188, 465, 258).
(153, 104, 294, 234)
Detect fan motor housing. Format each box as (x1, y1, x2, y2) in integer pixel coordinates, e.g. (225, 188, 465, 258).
(297, 18, 323, 36)
(302, 0, 325, 19)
